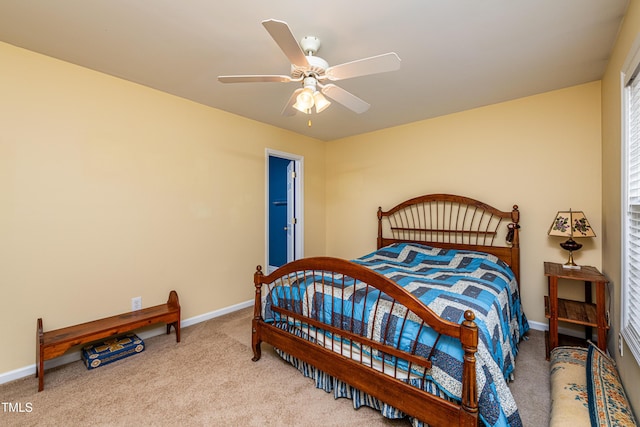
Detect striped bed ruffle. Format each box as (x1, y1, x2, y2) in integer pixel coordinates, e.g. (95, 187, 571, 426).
(274, 346, 450, 426)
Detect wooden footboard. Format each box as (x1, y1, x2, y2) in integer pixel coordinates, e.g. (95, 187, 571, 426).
(251, 257, 478, 427)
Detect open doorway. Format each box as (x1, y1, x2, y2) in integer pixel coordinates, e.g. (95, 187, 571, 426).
(266, 150, 303, 273)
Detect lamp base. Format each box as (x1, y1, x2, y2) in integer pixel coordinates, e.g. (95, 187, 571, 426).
(560, 238, 582, 269)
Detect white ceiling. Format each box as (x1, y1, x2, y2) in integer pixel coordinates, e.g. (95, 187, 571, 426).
(0, 1, 629, 141)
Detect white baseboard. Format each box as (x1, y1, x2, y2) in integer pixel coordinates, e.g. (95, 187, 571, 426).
(181, 299, 253, 329)
(527, 319, 600, 342)
(528, 320, 547, 331)
(0, 299, 253, 386)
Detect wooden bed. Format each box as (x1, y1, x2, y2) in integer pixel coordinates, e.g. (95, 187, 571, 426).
(251, 194, 522, 427)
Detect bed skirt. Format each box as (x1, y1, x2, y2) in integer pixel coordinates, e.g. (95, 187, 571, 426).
(274, 346, 452, 427)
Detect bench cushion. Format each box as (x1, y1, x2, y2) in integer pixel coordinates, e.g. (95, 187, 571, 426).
(549, 346, 590, 427)
(81, 333, 144, 370)
(586, 344, 638, 426)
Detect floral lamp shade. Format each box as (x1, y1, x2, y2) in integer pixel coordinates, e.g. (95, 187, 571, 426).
(548, 210, 595, 269)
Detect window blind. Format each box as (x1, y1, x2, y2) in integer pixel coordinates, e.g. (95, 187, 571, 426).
(623, 71, 640, 364)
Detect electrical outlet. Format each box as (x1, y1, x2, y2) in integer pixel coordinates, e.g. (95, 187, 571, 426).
(619, 332, 624, 357)
(131, 296, 142, 311)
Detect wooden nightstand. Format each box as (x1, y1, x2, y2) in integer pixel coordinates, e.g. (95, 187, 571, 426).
(543, 261, 609, 359)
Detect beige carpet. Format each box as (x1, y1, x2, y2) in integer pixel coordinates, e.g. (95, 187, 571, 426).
(0, 308, 549, 426)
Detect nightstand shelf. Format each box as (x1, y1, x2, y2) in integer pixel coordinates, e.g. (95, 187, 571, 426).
(543, 261, 608, 359)
(544, 296, 598, 327)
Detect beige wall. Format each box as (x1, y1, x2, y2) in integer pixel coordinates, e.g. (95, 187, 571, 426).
(0, 42, 326, 374)
(602, 0, 640, 412)
(325, 82, 603, 330)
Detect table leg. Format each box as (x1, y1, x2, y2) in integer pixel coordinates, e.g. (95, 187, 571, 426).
(549, 275, 558, 351)
(596, 280, 607, 351)
(585, 281, 593, 341)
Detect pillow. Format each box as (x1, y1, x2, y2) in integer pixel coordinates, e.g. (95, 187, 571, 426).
(586, 343, 638, 426)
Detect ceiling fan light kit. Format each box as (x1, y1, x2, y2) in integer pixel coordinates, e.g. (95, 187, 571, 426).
(312, 91, 331, 113)
(293, 87, 314, 112)
(291, 76, 332, 114)
(217, 19, 401, 117)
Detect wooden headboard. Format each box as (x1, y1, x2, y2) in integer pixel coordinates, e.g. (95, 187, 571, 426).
(377, 193, 521, 286)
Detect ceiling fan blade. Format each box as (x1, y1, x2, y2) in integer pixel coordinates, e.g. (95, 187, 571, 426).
(282, 88, 304, 116)
(321, 84, 370, 114)
(324, 52, 401, 81)
(218, 75, 295, 83)
(262, 19, 309, 68)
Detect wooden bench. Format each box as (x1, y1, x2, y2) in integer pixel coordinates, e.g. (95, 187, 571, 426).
(36, 290, 181, 391)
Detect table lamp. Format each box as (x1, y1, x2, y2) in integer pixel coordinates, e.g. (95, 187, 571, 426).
(548, 209, 595, 269)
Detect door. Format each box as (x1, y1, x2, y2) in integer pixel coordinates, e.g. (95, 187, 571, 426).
(266, 150, 303, 273)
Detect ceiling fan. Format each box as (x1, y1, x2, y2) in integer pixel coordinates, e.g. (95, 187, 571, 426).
(218, 19, 401, 116)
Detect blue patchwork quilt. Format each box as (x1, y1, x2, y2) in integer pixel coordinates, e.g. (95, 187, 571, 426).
(263, 243, 529, 427)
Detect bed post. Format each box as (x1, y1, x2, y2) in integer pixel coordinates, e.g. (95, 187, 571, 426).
(377, 207, 383, 249)
(252, 266, 264, 362)
(509, 205, 521, 288)
(460, 310, 478, 426)
(510, 205, 520, 245)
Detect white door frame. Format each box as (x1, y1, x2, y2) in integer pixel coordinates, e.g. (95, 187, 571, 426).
(286, 160, 295, 263)
(265, 149, 304, 272)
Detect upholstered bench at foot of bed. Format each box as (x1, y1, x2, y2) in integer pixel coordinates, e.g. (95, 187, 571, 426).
(549, 345, 638, 426)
